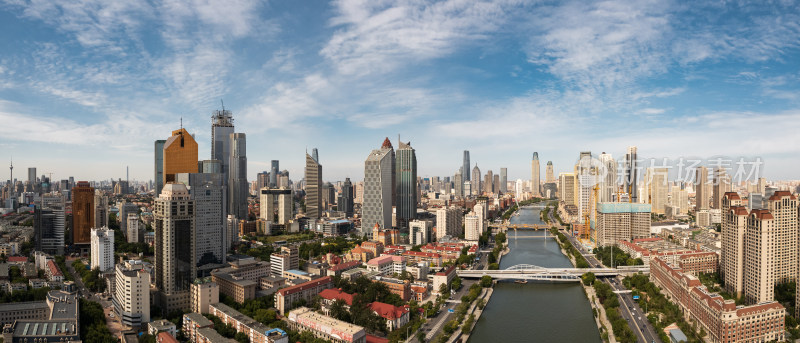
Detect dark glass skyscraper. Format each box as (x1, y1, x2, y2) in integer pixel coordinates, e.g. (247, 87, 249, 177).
(340, 177, 354, 217)
(228, 133, 247, 220)
(305, 151, 322, 219)
(463, 150, 470, 182)
(270, 160, 279, 187)
(396, 140, 417, 230)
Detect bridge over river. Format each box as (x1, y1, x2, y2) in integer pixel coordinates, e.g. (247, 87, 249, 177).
(457, 264, 649, 282)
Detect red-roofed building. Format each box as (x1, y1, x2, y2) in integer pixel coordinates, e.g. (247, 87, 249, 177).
(410, 282, 429, 302)
(401, 251, 442, 267)
(365, 334, 389, 343)
(421, 244, 462, 262)
(45, 260, 63, 282)
(326, 260, 362, 278)
(369, 302, 410, 330)
(156, 332, 179, 343)
(275, 276, 333, 315)
(7, 256, 28, 264)
(319, 288, 356, 315)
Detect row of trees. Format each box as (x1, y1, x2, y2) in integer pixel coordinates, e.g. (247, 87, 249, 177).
(592, 277, 637, 343)
(593, 246, 643, 267)
(79, 298, 116, 343)
(550, 228, 590, 268)
(0, 287, 51, 303)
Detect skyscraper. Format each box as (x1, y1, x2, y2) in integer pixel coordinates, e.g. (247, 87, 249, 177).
(363, 140, 394, 236)
(27, 167, 36, 185)
(270, 160, 279, 187)
(72, 181, 95, 245)
(340, 177, 354, 217)
(743, 209, 775, 305)
(211, 109, 234, 179)
(94, 192, 109, 229)
(767, 191, 797, 284)
(228, 133, 247, 220)
(35, 193, 65, 255)
(499, 168, 507, 193)
(304, 151, 322, 219)
(176, 172, 227, 268)
(712, 167, 731, 209)
(559, 173, 575, 205)
(462, 151, 470, 182)
(531, 152, 540, 197)
(454, 169, 463, 198)
(154, 183, 195, 312)
(722, 192, 745, 298)
(164, 128, 199, 184)
(545, 161, 555, 183)
(484, 170, 493, 194)
(155, 139, 168, 197)
(90, 227, 114, 272)
(311, 148, 319, 164)
(647, 168, 669, 214)
(471, 164, 481, 196)
(695, 167, 710, 210)
(395, 140, 417, 230)
(624, 146, 638, 203)
(598, 153, 616, 202)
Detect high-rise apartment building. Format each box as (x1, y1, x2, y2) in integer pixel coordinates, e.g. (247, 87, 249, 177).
(114, 260, 151, 327)
(722, 192, 746, 298)
(574, 152, 596, 223)
(228, 133, 247, 220)
(531, 152, 540, 197)
(154, 183, 195, 312)
(454, 170, 463, 198)
(647, 168, 669, 214)
(94, 192, 109, 229)
(767, 191, 797, 284)
(624, 146, 638, 203)
(120, 202, 138, 241)
(435, 207, 462, 240)
(191, 277, 219, 314)
(471, 165, 481, 197)
(126, 213, 139, 243)
(90, 227, 114, 272)
(546, 161, 555, 183)
(499, 168, 507, 193)
(270, 246, 299, 277)
(35, 193, 65, 255)
(598, 153, 616, 202)
(72, 181, 95, 245)
(340, 178, 354, 217)
(712, 167, 731, 209)
(395, 140, 416, 229)
(695, 166, 710, 210)
(154, 140, 166, 196)
(164, 128, 199, 184)
(304, 151, 322, 219)
(484, 170, 493, 195)
(409, 220, 432, 246)
(595, 203, 651, 247)
(743, 209, 775, 305)
(464, 214, 481, 241)
(260, 187, 293, 225)
(363, 140, 394, 236)
(559, 173, 575, 205)
(671, 188, 688, 215)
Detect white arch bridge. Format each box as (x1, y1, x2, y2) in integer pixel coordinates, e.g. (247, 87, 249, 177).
(457, 264, 649, 282)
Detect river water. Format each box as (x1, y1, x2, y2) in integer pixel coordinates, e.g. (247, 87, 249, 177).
(467, 205, 602, 343)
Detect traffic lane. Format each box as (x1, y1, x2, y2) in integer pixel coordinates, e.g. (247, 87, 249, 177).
(602, 279, 649, 343)
(608, 279, 658, 343)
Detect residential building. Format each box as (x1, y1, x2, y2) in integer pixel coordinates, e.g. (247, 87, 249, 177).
(183, 313, 214, 343)
(90, 227, 114, 272)
(148, 319, 177, 337)
(722, 192, 746, 298)
(623, 146, 638, 203)
(647, 168, 668, 215)
(209, 303, 289, 343)
(127, 213, 140, 243)
(287, 307, 366, 343)
(369, 302, 409, 331)
(559, 173, 575, 206)
(766, 191, 797, 284)
(270, 246, 299, 277)
(595, 203, 651, 247)
(695, 167, 710, 210)
(409, 220, 432, 246)
(190, 277, 219, 314)
(319, 288, 355, 315)
(743, 209, 775, 305)
(113, 260, 150, 327)
(435, 207, 462, 240)
(433, 266, 456, 294)
(275, 277, 333, 315)
(712, 167, 731, 210)
(464, 214, 481, 241)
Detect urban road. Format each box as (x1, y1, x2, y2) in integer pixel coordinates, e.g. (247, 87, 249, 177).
(546, 207, 661, 343)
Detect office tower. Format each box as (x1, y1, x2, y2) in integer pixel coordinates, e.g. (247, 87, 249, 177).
(200, 160, 222, 174)
(228, 133, 247, 220)
(340, 178, 354, 217)
(27, 167, 36, 185)
(695, 166, 710, 210)
(500, 168, 508, 193)
(767, 191, 797, 284)
(712, 167, 731, 210)
(126, 213, 139, 243)
(462, 151, 470, 182)
(155, 140, 167, 196)
(90, 227, 114, 272)
(114, 260, 150, 326)
(395, 140, 417, 230)
(322, 182, 335, 209)
(164, 128, 199, 184)
(595, 203, 651, 247)
(647, 168, 669, 214)
(515, 179, 523, 199)
(484, 170, 493, 195)
(546, 161, 555, 183)
(120, 202, 138, 240)
(454, 170, 463, 198)
(270, 160, 279, 187)
(409, 220, 431, 246)
(176, 172, 227, 267)
(624, 146, 638, 203)
(270, 246, 299, 277)
(305, 151, 322, 219)
(471, 165, 481, 196)
(226, 215, 237, 249)
(35, 193, 65, 255)
(211, 109, 234, 178)
(531, 152, 540, 197)
(94, 192, 109, 229)
(722, 192, 745, 298)
(493, 174, 500, 195)
(279, 171, 290, 188)
(436, 207, 463, 240)
(154, 183, 195, 312)
(72, 181, 95, 245)
(464, 213, 481, 241)
(256, 172, 270, 191)
(743, 209, 775, 305)
(363, 140, 394, 236)
(260, 188, 276, 222)
(311, 148, 319, 165)
(278, 188, 293, 225)
(597, 153, 616, 202)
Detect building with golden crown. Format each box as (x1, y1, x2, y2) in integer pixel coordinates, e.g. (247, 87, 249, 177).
(163, 128, 198, 184)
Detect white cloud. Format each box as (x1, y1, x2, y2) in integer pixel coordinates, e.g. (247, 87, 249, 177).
(636, 108, 665, 115)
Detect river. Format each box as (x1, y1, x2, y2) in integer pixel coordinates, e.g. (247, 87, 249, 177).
(467, 205, 602, 343)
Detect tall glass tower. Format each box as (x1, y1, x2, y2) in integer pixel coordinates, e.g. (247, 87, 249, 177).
(396, 140, 417, 230)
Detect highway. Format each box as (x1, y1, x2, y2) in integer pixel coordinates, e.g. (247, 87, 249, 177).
(547, 205, 661, 343)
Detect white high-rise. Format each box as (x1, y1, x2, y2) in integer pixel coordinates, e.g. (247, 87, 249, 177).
(114, 260, 150, 327)
(436, 207, 462, 240)
(647, 168, 669, 214)
(126, 213, 139, 243)
(90, 227, 114, 272)
(597, 153, 616, 202)
(464, 213, 481, 241)
(473, 204, 485, 233)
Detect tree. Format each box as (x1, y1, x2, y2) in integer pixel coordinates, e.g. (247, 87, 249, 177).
(488, 263, 499, 270)
(495, 232, 506, 244)
(450, 276, 462, 291)
(480, 275, 493, 288)
(417, 331, 426, 342)
(439, 283, 449, 296)
(330, 299, 351, 322)
(582, 272, 596, 286)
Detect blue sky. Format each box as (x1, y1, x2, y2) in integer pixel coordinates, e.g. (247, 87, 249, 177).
(1, 0, 799, 184)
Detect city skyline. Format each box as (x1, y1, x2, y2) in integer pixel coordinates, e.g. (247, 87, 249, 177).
(1, 1, 800, 181)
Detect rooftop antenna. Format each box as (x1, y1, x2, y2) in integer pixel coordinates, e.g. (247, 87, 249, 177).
(9, 155, 12, 183)
(180, 117, 183, 130)
(221, 100, 225, 112)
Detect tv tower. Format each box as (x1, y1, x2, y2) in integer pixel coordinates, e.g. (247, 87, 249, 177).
(9, 156, 12, 183)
